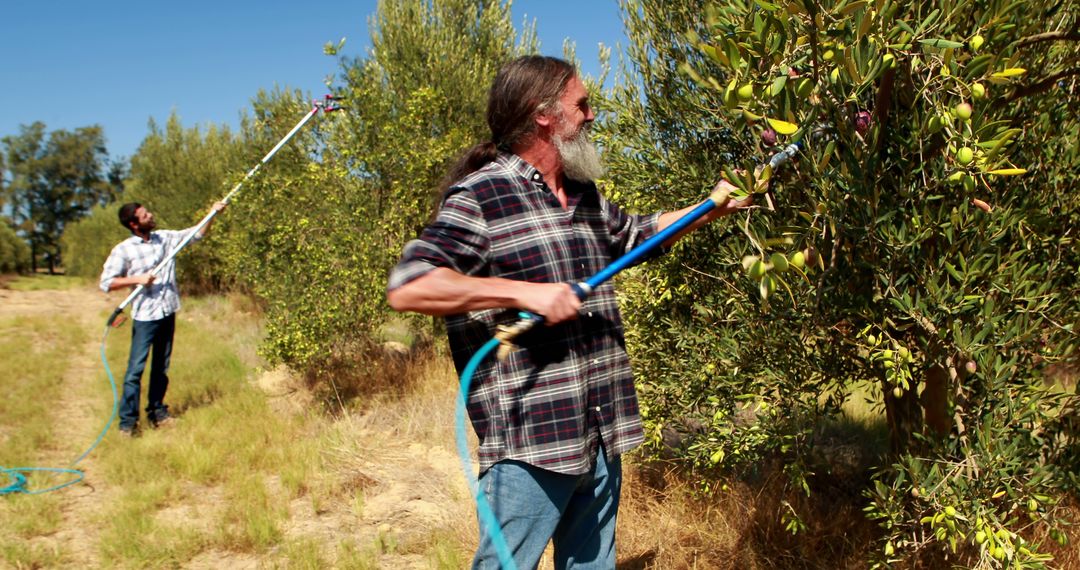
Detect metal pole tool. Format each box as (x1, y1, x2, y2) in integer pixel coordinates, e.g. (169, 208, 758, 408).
(106, 95, 343, 327)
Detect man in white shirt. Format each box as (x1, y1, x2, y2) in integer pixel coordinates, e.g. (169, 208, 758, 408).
(99, 201, 225, 436)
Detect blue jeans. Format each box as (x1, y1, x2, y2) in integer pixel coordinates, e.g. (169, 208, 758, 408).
(472, 446, 622, 570)
(119, 314, 175, 429)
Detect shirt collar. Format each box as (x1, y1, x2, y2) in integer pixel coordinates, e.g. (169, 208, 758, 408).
(125, 231, 158, 245)
(496, 151, 541, 183)
(496, 151, 593, 194)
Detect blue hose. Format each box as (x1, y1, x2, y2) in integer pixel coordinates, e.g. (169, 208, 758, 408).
(1, 322, 120, 496)
(456, 337, 518, 570)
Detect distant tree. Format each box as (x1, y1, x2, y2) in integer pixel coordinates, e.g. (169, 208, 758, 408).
(221, 0, 538, 373)
(105, 158, 128, 202)
(0, 123, 45, 267)
(0, 150, 6, 213)
(0, 223, 31, 274)
(122, 114, 243, 291)
(2, 122, 117, 273)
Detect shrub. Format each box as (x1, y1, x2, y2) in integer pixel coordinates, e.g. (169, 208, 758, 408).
(0, 224, 31, 274)
(60, 204, 129, 280)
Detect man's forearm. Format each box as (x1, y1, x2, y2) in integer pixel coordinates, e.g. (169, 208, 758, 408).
(387, 267, 528, 316)
(657, 181, 750, 248)
(106, 276, 147, 291)
(657, 200, 723, 248)
(198, 202, 227, 237)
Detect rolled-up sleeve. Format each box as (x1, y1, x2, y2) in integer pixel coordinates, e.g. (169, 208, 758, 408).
(599, 193, 664, 259)
(99, 244, 128, 293)
(387, 189, 490, 292)
(159, 227, 201, 248)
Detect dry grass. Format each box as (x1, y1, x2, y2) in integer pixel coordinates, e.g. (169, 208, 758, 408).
(617, 462, 745, 569)
(319, 349, 888, 570)
(325, 348, 478, 554)
(9, 280, 1072, 569)
(315, 347, 891, 569)
(614, 457, 881, 570)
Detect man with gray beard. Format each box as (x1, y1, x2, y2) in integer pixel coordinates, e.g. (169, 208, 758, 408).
(387, 55, 749, 569)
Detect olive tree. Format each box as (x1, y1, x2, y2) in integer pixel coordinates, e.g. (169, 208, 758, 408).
(601, 0, 1079, 566)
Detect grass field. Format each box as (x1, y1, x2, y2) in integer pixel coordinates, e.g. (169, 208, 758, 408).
(0, 276, 472, 569)
(2, 274, 1076, 569)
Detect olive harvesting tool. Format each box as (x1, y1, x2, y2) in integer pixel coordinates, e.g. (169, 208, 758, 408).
(1, 95, 343, 497)
(106, 94, 344, 328)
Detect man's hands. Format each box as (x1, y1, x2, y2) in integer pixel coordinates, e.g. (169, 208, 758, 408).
(519, 282, 582, 325)
(657, 176, 755, 247)
(710, 178, 754, 217)
(198, 201, 228, 238)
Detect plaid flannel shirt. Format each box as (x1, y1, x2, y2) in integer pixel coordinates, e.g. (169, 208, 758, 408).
(388, 152, 663, 476)
(99, 228, 200, 322)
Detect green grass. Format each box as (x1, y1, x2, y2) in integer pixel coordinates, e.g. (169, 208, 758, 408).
(421, 529, 470, 569)
(0, 319, 80, 505)
(5, 293, 472, 568)
(4, 274, 84, 291)
(278, 536, 332, 569)
(0, 314, 85, 568)
(840, 379, 886, 423)
(334, 539, 380, 570)
(96, 480, 208, 569)
(0, 539, 69, 569)
(0, 316, 84, 466)
(377, 316, 417, 347)
(95, 296, 328, 567)
(215, 473, 286, 551)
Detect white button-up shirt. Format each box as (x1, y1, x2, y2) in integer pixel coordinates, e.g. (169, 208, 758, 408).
(99, 227, 200, 322)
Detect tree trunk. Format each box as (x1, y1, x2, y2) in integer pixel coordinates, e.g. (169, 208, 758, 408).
(884, 364, 953, 455)
(883, 372, 923, 455)
(921, 365, 951, 437)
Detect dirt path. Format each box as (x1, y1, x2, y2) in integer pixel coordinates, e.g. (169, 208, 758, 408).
(1, 283, 475, 568)
(0, 284, 115, 567)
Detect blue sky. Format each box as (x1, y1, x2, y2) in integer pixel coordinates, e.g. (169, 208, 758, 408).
(0, 1, 628, 162)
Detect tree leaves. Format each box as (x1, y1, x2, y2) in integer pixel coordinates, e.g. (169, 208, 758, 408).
(2, 122, 117, 272)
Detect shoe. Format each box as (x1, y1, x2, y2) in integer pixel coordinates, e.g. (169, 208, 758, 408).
(118, 426, 137, 438)
(151, 416, 175, 429)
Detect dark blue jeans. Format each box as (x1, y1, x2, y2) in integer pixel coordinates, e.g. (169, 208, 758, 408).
(119, 314, 175, 430)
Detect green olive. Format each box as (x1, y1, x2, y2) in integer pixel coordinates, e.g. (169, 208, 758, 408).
(737, 83, 754, 101)
(954, 103, 973, 121)
(770, 252, 789, 273)
(956, 147, 974, 165)
(788, 251, 805, 270)
(748, 259, 766, 281)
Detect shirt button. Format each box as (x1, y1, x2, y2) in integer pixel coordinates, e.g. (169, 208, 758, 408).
(587, 311, 594, 317)
(594, 406, 602, 413)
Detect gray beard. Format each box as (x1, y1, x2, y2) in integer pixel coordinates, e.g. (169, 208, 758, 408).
(554, 125, 605, 183)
